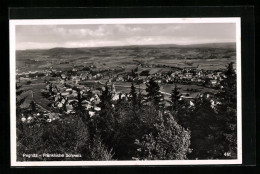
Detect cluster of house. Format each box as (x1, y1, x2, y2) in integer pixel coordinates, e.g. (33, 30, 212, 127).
(17, 62, 225, 90)
(17, 63, 227, 122)
(105, 68, 224, 88)
(43, 80, 130, 117)
(163, 69, 223, 87)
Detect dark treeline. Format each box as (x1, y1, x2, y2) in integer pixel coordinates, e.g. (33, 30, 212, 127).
(16, 62, 237, 161)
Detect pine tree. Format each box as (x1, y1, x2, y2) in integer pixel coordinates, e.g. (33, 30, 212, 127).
(216, 62, 237, 158)
(129, 82, 137, 109)
(88, 134, 114, 160)
(96, 83, 115, 148)
(62, 97, 68, 113)
(131, 69, 138, 79)
(145, 78, 164, 108)
(29, 101, 36, 112)
(186, 95, 220, 159)
(136, 84, 144, 109)
(99, 83, 112, 110)
(70, 87, 91, 125)
(170, 84, 181, 112)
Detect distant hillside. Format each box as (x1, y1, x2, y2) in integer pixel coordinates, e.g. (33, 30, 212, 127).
(16, 42, 236, 64)
(16, 42, 236, 72)
(122, 42, 236, 49)
(17, 42, 236, 53)
(180, 42, 236, 49)
(49, 47, 89, 54)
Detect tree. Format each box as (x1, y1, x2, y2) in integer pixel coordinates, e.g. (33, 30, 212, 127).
(29, 101, 36, 112)
(184, 96, 221, 159)
(215, 62, 237, 158)
(134, 66, 138, 73)
(140, 70, 149, 76)
(145, 78, 164, 108)
(62, 97, 68, 113)
(26, 80, 32, 85)
(130, 69, 138, 79)
(87, 133, 115, 161)
(71, 87, 85, 113)
(17, 115, 89, 161)
(107, 102, 139, 160)
(203, 78, 211, 87)
(129, 82, 137, 109)
(99, 83, 112, 109)
(134, 111, 191, 160)
(16, 84, 27, 117)
(96, 83, 115, 148)
(70, 87, 91, 123)
(16, 84, 27, 132)
(170, 85, 181, 112)
(137, 90, 144, 109)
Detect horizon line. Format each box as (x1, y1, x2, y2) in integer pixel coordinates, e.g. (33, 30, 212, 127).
(16, 41, 236, 51)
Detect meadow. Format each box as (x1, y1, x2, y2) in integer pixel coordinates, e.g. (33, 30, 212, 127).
(16, 43, 236, 73)
(16, 43, 235, 108)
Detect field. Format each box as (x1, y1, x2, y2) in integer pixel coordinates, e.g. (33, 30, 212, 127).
(18, 81, 50, 109)
(16, 43, 236, 73)
(16, 43, 235, 108)
(113, 82, 217, 102)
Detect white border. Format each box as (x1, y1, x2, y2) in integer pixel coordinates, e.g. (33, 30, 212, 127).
(10, 18, 242, 166)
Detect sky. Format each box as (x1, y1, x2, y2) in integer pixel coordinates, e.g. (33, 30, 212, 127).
(15, 23, 236, 50)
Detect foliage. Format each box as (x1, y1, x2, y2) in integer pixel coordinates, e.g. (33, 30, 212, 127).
(16, 84, 28, 131)
(29, 101, 36, 112)
(95, 83, 116, 149)
(130, 69, 138, 78)
(70, 87, 92, 123)
(16, 84, 27, 116)
(184, 96, 222, 159)
(17, 62, 237, 160)
(170, 84, 181, 112)
(215, 62, 237, 158)
(129, 82, 137, 110)
(17, 114, 114, 161)
(17, 115, 89, 161)
(175, 63, 237, 159)
(88, 134, 115, 160)
(106, 102, 139, 159)
(145, 78, 164, 108)
(134, 111, 191, 160)
(140, 70, 150, 76)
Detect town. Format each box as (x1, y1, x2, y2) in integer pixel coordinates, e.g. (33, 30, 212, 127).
(16, 59, 228, 121)
(13, 18, 240, 162)
(16, 43, 239, 162)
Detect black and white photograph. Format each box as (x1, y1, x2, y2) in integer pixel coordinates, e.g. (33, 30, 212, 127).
(10, 18, 242, 166)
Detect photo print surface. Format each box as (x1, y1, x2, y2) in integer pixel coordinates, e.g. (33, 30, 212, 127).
(10, 18, 242, 166)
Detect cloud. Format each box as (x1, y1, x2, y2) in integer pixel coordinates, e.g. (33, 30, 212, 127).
(15, 23, 236, 50)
